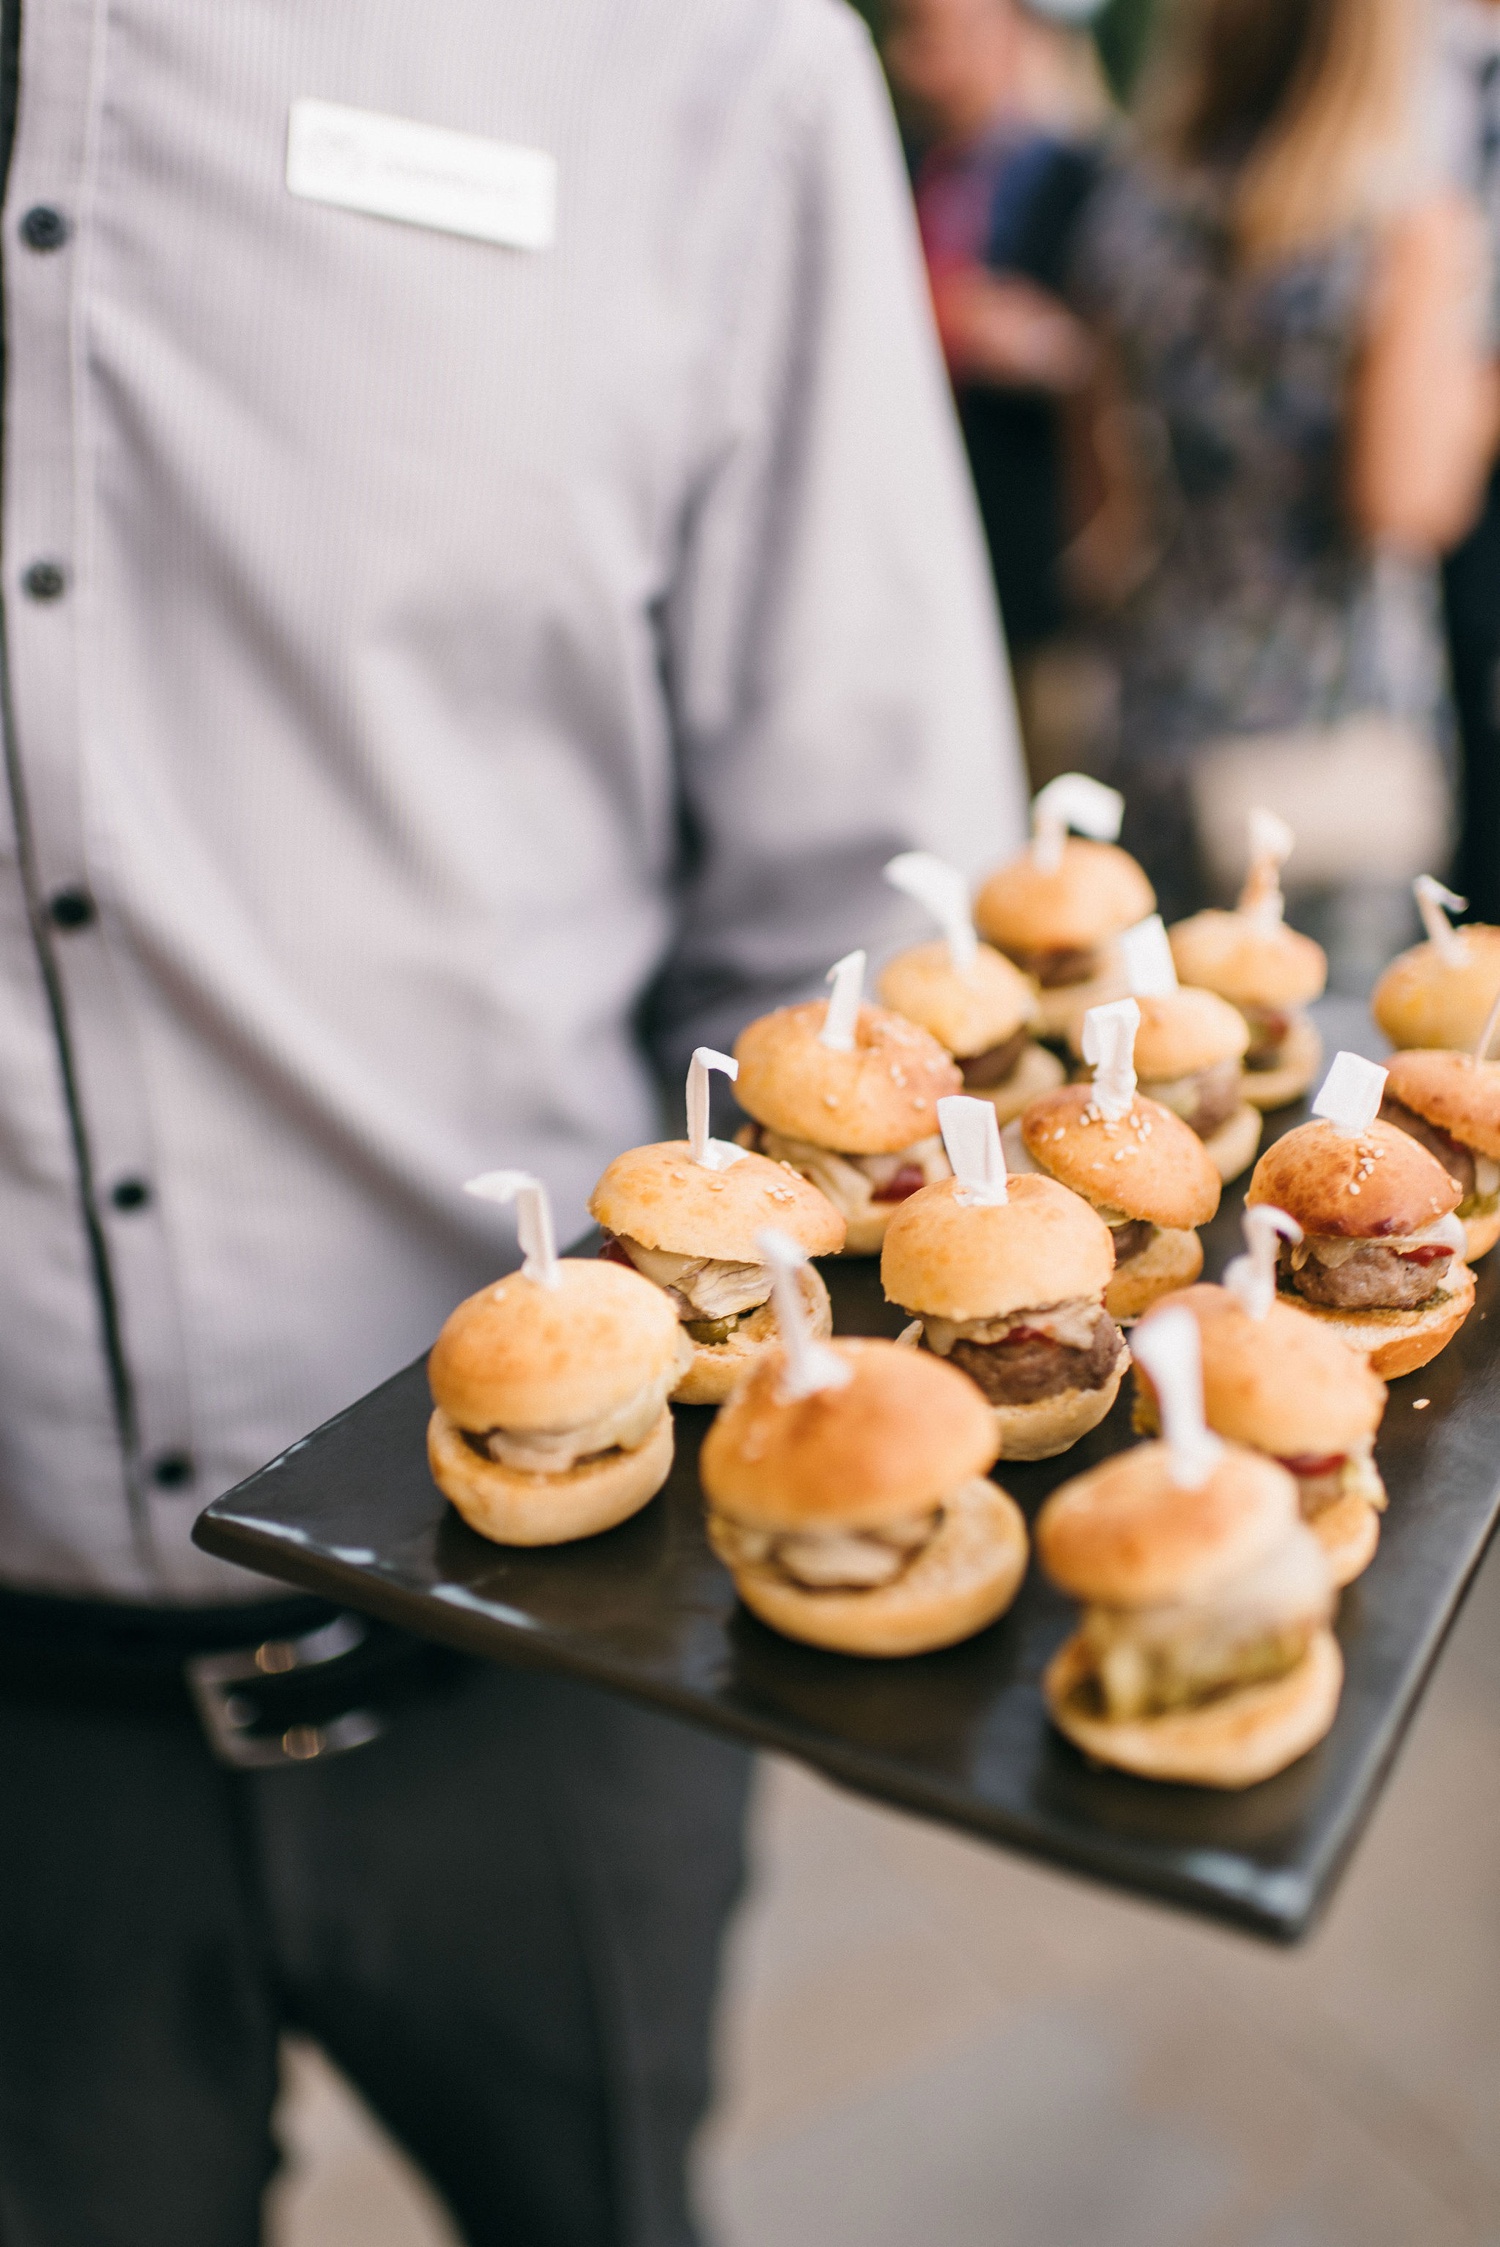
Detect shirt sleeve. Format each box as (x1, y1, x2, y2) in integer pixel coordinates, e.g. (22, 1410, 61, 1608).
(641, 1, 1028, 1083)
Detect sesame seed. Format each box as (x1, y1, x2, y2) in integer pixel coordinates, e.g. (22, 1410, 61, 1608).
(1348, 1182, 1361, 1195)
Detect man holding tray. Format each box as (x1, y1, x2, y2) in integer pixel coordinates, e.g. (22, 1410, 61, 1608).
(0, 0, 1023, 2240)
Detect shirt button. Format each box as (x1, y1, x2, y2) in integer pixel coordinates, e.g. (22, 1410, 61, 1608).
(152, 1452, 196, 1490)
(110, 1177, 152, 1212)
(48, 887, 97, 930)
(20, 205, 70, 252)
(22, 560, 67, 602)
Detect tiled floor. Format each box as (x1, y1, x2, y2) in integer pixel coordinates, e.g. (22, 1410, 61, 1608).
(267, 1538, 1500, 2247)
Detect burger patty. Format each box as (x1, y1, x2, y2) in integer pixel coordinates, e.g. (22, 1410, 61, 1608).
(1378, 1095, 1474, 1200)
(1242, 1005, 1290, 1070)
(1280, 1241, 1453, 1311)
(949, 1306, 1121, 1406)
(1183, 1059, 1242, 1138)
(959, 1026, 1029, 1090)
(1110, 1218, 1156, 1265)
(1020, 944, 1100, 990)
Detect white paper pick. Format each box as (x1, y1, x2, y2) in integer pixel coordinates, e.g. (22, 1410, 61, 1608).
(1476, 991, 1500, 1064)
(686, 1047, 745, 1172)
(1224, 1204, 1302, 1322)
(1415, 875, 1469, 963)
(1312, 1051, 1388, 1137)
(938, 1095, 1008, 1206)
(1240, 807, 1295, 927)
(1132, 1306, 1225, 1489)
(884, 852, 979, 978)
(464, 1169, 560, 1288)
(1119, 915, 1178, 998)
(1082, 997, 1140, 1121)
(1030, 773, 1123, 874)
(756, 1229, 852, 1400)
(819, 949, 866, 1053)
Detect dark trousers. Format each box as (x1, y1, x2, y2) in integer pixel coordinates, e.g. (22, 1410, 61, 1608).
(0, 1630, 750, 2247)
(1445, 462, 1500, 925)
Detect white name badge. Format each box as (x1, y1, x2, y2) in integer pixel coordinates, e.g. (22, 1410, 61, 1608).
(286, 98, 556, 251)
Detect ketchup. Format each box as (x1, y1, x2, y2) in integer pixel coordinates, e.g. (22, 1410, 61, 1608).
(1398, 1244, 1451, 1265)
(871, 1164, 926, 1204)
(598, 1234, 634, 1267)
(1277, 1452, 1347, 1479)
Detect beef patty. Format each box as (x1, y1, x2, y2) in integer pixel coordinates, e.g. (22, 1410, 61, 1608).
(1280, 1241, 1453, 1311)
(1378, 1095, 1474, 1200)
(1015, 944, 1099, 989)
(949, 1307, 1122, 1406)
(1110, 1217, 1156, 1265)
(1182, 1058, 1243, 1137)
(959, 1027, 1029, 1089)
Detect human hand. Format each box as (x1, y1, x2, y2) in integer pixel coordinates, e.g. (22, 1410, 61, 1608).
(930, 264, 1094, 393)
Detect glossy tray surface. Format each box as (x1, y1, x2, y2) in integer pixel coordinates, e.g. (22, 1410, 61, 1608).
(195, 1014, 1500, 1940)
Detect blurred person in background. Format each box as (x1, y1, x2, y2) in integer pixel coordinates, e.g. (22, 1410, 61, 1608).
(1070, 0, 1496, 936)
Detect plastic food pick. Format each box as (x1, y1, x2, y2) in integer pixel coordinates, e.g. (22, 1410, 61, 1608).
(686, 1047, 745, 1172)
(884, 851, 979, 978)
(1239, 807, 1294, 927)
(464, 1169, 560, 1288)
(1030, 773, 1123, 874)
(1119, 914, 1178, 999)
(1082, 997, 1140, 1121)
(756, 1229, 851, 1400)
(938, 1095, 1007, 1206)
(1131, 1305, 1224, 1489)
(1475, 990, 1500, 1065)
(1312, 1051, 1387, 1138)
(1224, 1204, 1302, 1322)
(1415, 875, 1468, 964)
(819, 949, 866, 1053)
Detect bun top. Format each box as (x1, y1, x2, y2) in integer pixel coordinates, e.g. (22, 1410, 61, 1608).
(1168, 910, 1327, 1009)
(733, 1001, 961, 1154)
(590, 1140, 845, 1262)
(429, 1259, 684, 1434)
(1247, 1116, 1461, 1238)
(1020, 1083, 1221, 1228)
(877, 940, 1035, 1057)
(1384, 1049, 1500, 1159)
(1145, 1284, 1387, 1456)
(1037, 1439, 1299, 1608)
(1372, 925, 1500, 1050)
(975, 838, 1154, 957)
(700, 1337, 999, 1532)
(880, 1172, 1114, 1320)
(1067, 986, 1249, 1078)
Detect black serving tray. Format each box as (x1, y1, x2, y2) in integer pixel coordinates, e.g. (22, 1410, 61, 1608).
(194, 1012, 1500, 1942)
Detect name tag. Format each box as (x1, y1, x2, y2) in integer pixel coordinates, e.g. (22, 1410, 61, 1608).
(286, 98, 556, 252)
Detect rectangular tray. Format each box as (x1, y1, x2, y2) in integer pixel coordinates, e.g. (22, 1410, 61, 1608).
(194, 1035, 1500, 1941)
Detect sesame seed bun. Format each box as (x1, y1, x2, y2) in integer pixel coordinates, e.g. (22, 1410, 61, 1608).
(428, 1261, 685, 1436)
(1068, 987, 1250, 1078)
(733, 1002, 961, 1155)
(1383, 1050, 1500, 1161)
(1140, 1284, 1387, 1458)
(1246, 1118, 1462, 1239)
(1036, 1439, 1299, 1609)
(877, 940, 1035, 1057)
(699, 1337, 998, 1535)
(1269, 1265, 1475, 1379)
(969, 1038, 1068, 1126)
(1202, 1103, 1263, 1184)
(1242, 1014, 1324, 1112)
(674, 1264, 833, 1408)
(1168, 910, 1327, 1010)
(880, 1172, 1115, 1323)
(1021, 1084, 1222, 1231)
(428, 1402, 674, 1546)
(1372, 925, 1500, 1051)
(589, 1140, 845, 1263)
(975, 838, 1154, 958)
(991, 1347, 1130, 1462)
(1106, 1227, 1204, 1321)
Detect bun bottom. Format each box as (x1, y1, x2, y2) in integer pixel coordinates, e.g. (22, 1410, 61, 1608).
(1202, 1102, 1262, 1185)
(1105, 1227, 1203, 1322)
(1464, 1206, 1500, 1262)
(674, 1266, 831, 1406)
(1277, 1263, 1475, 1377)
(1044, 1627, 1342, 1788)
(841, 1202, 899, 1258)
(992, 1345, 1129, 1461)
(1310, 1489, 1380, 1588)
(721, 1477, 1028, 1657)
(428, 1405, 674, 1545)
(969, 1041, 1067, 1128)
(1242, 1015, 1322, 1112)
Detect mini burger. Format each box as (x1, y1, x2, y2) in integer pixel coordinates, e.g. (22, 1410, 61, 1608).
(1038, 1307, 1340, 1789)
(1246, 1051, 1474, 1377)
(429, 1173, 689, 1545)
(1372, 877, 1500, 1053)
(974, 775, 1154, 1044)
(1018, 999, 1221, 1320)
(881, 1095, 1127, 1459)
(701, 1234, 1026, 1656)
(878, 851, 1064, 1125)
(1381, 1045, 1500, 1262)
(733, 950, 960, 1256)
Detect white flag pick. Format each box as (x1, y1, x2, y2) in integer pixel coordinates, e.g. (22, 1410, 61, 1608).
(1224, 1204, 1302, 1322)
(464, 1169, 560, 1288)
(1030, 773, 1123, 874)
(819, 949, 866, 1053)
(756, 1229, 852, 1400)
(1415, 875, 1468, 964)
(1132, 1305, 1224, 1489)
(1312, 1051, 1387, 1137)
(938, 1094, 1008, 1206)
(1082, 997, 1140, 1121)
(884, 851, 979, 978)
(686, 1047, 745, 1172)
(1240, 807, 1295, 927)
(1119, 914, 1178, 998)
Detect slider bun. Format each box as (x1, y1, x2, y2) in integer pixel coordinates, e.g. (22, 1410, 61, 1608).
(970, 1039, 1067, 1127)
(590, 1140, 845, 1263)
(1372, 925, 1500, 1051)
(1106, 1227, 1203, 1321)
(975, 838, 1154, 957)
(877, 940, 1035, 1056)
(700, 1337, 998, 1534)
(1274, 1263, 1475, 1378)
(1202, 1103, 1263, 1185)
(733, 1002, 961, 1154)
(1168, 910, 1327, 1009)
(1247, 1118, 1461, 1238)
(880, 1171, 1115, 1322)
(429, 1261, 684, 1434)
(1044, 1627, 1342, 1788)
(1242, 1014, 1324, 1112)
(714, 1476, 1027, 1657)
(1384, 1049, 1500, 1160)
(1037, 1439, 1299, 1608)
(1465, 1207, 1500, 1262)
(1312, 1488, 1381, 1589)
(674, 1264, 832, 1408)
(1031, 949, 1131, 1044)
(1141, 1284, 1387, 1456)
(992, 1344, 1129, 1462)
(1068, 987, 1250, 1077)
(1021, 1084, 1222, 1230)
(428, 1403, 674, 1545)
